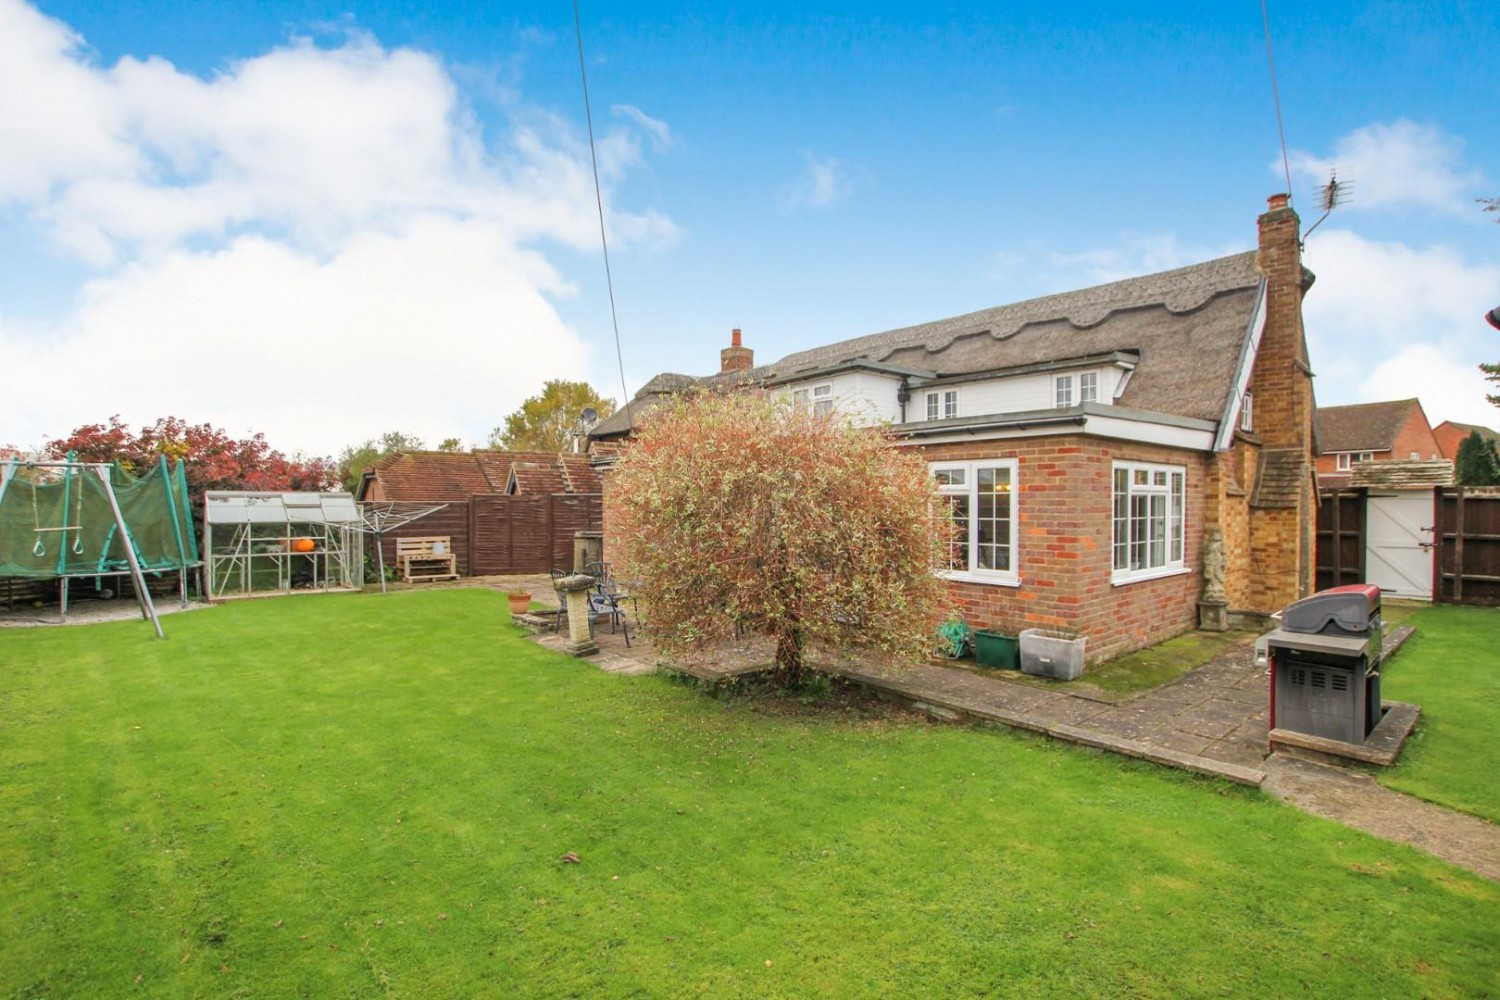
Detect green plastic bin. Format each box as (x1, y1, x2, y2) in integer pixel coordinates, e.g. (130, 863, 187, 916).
(973, 630, 1020, 670)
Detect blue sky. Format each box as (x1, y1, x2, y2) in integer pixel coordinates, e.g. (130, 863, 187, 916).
(2, 0, 1496, 456)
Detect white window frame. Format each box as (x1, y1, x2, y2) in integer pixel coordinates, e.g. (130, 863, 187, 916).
(1240, 392, 1254, 432)
(931, 460, 1020, 586)
(793, 383, 834, 417)
(1079, 372, 1099, 404)
(1336, 452, 1351, 471)
(1055, 374, 1074, 407)
(1111, 461, 1187, 585)
(924, 389, 958, 421)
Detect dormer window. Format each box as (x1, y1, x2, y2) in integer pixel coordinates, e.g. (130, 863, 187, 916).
(792, 383, 834, 417)
(1055, 375, 1074, 407)
(1079, 372, 1099, 404)
(925, 389, 958, 420)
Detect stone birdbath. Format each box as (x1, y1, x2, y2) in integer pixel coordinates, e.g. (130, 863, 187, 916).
(557, 573, 599, 657)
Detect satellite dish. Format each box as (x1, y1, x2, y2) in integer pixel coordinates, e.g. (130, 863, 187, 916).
(581, 407, 599, 424)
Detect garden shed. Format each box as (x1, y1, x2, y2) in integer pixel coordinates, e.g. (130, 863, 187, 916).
(204, 491, 363, 600)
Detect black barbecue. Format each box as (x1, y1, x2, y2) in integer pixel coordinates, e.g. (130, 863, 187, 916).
(1265, 585, 1383, 744)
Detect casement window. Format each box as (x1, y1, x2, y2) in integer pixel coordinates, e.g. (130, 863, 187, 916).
(1335, 451, 1373, 471)
(1055, 375, 1074, 407)
(1112, 461, 1186, 584)
(925, 389, 959, 420)
(1240, 392, 1254, 432)
(1079, 372, 1099, 404)
(931, 460, 1019, 584)
(792, 383, 834, 417)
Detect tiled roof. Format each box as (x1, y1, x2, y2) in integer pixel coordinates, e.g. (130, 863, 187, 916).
(367, 450, 602, 500)
(1252, 449, 1309, 508)
(1316, 400, 1418, 454)
(1350, 460, 1454, 489)
(369, 451, 494, 501)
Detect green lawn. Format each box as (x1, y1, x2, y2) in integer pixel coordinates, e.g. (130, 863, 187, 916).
(1377, 603, 1500, 823)
(2, 591, 1497, 997)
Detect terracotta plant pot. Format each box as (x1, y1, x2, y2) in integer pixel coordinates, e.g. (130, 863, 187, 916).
(506, 592, 532, 615)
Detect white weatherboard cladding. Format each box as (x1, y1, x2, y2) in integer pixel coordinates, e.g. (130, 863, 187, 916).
(784, 371, 901, 425)
(938, 372, 1060, 419)
(842, 372, 903, 423)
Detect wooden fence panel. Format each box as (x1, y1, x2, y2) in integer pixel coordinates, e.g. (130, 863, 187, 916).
(372, 504, 472, 579)
(1437, 488, 1500, 605)
(1315, 491, 1365, 592)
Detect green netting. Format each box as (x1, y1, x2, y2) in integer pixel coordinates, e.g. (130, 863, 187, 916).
(0, 455, 198, 580)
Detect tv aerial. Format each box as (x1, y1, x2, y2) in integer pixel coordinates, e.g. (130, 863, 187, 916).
(1302, 169, 1350, 240)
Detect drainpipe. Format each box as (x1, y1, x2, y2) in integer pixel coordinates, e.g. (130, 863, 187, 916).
(896, 378, 911, 423)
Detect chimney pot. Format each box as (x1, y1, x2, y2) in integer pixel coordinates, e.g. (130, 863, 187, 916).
(732, 328, 742, 347)
(1267, 193, 1290, 211)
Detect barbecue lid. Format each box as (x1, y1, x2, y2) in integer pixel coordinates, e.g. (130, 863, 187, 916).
(1279, 584, 1381, 634)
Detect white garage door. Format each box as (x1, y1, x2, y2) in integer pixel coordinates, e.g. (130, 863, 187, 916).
(1366, 493, 1435, 600)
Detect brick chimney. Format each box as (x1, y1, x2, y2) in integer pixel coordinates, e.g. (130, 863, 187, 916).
(1253, 193, 1311, 450)
(720, 328, 753, 373)
(1244, 192, 1317, 610)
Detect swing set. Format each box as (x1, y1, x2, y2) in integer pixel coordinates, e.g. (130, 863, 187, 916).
(0, 453, 199, 637)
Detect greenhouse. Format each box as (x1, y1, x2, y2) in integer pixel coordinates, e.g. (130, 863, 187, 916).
(204, 491, 363, 600)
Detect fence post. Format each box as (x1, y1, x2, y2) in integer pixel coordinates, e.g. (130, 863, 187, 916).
(1453, 487, 1465, 603)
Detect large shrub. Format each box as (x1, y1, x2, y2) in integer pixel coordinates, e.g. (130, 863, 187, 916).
(609, 392, 948, 686)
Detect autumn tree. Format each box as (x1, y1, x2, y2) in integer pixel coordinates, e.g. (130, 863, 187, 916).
(1455, 431, 1500, 486)
(609, 392, 948, 687)
(490, 380, 615, 452)
(336, 431, 426, 492)
(47, 416, 336, 515)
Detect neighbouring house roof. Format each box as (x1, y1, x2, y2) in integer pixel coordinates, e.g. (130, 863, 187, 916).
(366, 451, 499, 501)
(1433, 420, 1500, 460)
(592, 250, 1271, 440)
(1349, 460, 1454, 489)
(1316, 400, 1420, 454)
(359, 450, 601, 501)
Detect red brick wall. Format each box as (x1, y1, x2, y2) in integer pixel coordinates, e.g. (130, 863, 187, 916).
(918, 435, 1208, 663)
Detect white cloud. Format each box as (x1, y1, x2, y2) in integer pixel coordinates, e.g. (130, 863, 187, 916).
(1361, 346, 1499, 429)
(1301, 228, 1500, 426)
(781, 153, 853, 210)
(1287, 120, 1486, 214)
(611, 104, 673, 151)
(0, 0, 676, 455)
(1038, 234, 1242, 291)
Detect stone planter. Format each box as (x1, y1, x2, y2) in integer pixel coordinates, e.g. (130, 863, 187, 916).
(1019, 628, 1086, 681)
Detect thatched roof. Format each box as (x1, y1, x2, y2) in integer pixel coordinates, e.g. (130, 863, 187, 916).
(593, 251, 1270, 437)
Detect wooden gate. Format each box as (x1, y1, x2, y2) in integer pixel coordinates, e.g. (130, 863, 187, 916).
(1436, 487, 1500, 605)
(1315, 490, 1365, 591)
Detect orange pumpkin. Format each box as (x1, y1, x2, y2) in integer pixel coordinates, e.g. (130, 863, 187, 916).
(292, 538, 316, 553)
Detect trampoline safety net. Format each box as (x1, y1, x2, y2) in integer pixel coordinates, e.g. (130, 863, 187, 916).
(0, 457, 199, 579)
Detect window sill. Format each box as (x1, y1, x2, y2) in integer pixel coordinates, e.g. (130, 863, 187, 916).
(935, 570, 1021, 588)
(1111, 565, 1190, 587)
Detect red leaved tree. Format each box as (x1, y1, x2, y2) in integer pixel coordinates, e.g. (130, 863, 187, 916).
(47, 416, 335, 513)
(609, 392, 949, 687)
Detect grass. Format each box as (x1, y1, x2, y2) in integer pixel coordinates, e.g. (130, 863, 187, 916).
(1081, 628, 1257, 696)
(1377, 603, 1500, 823)
(1, 590, 1497, 997)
